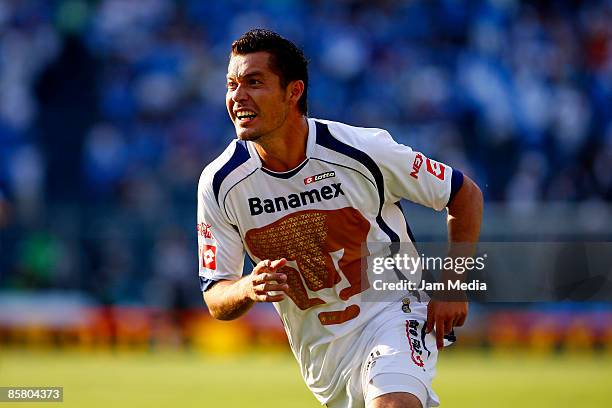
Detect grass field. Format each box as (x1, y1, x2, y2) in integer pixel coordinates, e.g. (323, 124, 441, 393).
(1, 349, 611, 407)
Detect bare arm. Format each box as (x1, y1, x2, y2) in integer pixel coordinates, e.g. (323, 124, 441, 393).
(203, 258, 288, 320)
(426, 175, 483, 348)
(447, 175, 483, 244)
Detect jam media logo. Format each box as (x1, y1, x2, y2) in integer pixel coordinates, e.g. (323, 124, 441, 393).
(200, 244, 217, 270)
(410, 154, 423, 179)
(304, 171, 335, 185)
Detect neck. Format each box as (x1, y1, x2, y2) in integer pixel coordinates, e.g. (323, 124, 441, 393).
(253, 115, 309, 172)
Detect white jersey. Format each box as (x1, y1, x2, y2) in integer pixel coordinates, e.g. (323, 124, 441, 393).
(197, 118, 463, 404)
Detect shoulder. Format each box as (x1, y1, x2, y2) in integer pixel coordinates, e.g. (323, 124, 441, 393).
(311, 118, 400, 157)
(198, 140, 251, 201)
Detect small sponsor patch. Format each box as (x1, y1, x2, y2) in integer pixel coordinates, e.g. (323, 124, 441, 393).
(304, 171, 335, 185)
(406, 320, 425, 369)
(201, 244, 217, 270)
(410, 154, 423, 179)
(426, 159, 446, 180)
(401, 297, 411, 313)
(197, 223, 214, 239)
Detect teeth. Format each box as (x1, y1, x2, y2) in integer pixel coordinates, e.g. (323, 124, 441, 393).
(236, 110, 256, 119)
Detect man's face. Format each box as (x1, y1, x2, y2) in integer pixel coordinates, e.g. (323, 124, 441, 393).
(226, 52, 290, 141)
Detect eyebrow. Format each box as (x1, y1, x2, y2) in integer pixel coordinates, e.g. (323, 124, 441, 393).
(226, 71, 265, 80)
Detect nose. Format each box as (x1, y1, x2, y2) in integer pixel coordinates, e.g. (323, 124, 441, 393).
(231, 84, 249, 103)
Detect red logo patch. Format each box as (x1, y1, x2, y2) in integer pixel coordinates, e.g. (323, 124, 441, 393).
(201, 245, 217, 270)
(426, 159, 445, 180)
(197, 223, 213, 239)
(304, 171, 335, 185)
(410, 154, 423, 179)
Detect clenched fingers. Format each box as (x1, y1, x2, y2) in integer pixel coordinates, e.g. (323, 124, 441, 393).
(426, 300, 468, 349)
(252, 292, 286, 302)
(253, 281, 289, 295)
(252, 272, 288, 285)
(248, 258, 289, 302)
(435, 317, 453, 350)
(269, 258, 287, 269)
(253, 258, 287, 275)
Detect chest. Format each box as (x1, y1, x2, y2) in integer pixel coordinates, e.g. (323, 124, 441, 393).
(225, 160, 379, 236)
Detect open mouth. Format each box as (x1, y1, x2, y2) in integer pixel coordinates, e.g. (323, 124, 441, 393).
(235, 110, 257, 123)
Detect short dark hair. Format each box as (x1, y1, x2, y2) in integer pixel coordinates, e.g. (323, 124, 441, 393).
(231, 29, 308, 115)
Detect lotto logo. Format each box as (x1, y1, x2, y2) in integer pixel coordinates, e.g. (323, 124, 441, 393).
(426, 159, 445, 180)
(304, 171, 335, 185)
(201, 245, 217, 270)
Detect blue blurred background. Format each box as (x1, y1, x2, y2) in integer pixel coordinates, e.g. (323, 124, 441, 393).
(0, 0, 611, 351)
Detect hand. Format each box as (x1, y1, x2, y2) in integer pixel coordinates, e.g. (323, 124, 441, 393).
(244, 258, 289, 303)
(425, 300, 468, 349)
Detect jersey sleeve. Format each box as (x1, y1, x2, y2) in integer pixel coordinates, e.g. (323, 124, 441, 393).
(372, 130, 463, 211)
(197, 173, 245, 291)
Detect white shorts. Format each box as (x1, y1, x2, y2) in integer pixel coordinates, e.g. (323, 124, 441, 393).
(326, 299, 443, 408)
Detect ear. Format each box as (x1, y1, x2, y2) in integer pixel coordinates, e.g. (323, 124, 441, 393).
(287, 80, 305, 107)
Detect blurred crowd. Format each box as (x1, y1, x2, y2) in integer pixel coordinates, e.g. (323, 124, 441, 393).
(0, 0, 611, 305)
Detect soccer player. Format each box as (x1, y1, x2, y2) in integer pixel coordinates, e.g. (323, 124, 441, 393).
(198, 29, 483, 408)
